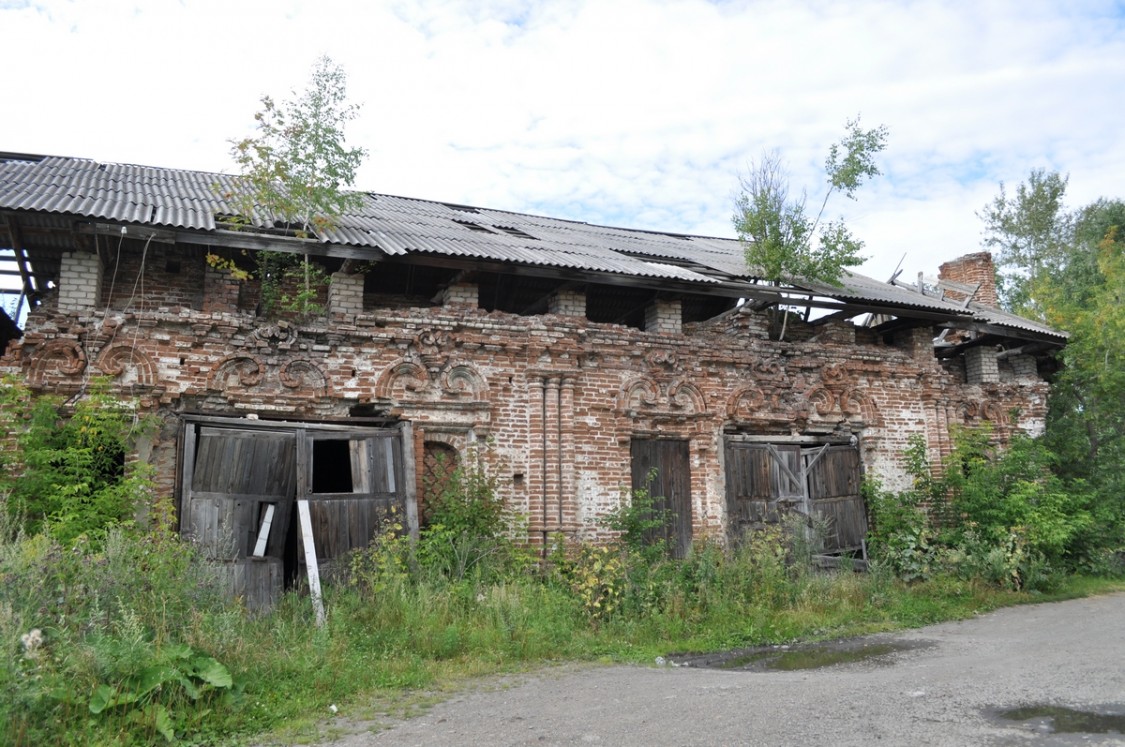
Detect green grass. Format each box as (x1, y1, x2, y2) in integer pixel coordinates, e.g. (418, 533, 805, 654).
(1, 523, 1121, 746)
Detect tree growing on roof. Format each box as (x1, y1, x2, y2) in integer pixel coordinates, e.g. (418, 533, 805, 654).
(217, 55, 368, 315)
(733, 116, 888, 288)
(227, 55, 367, 236)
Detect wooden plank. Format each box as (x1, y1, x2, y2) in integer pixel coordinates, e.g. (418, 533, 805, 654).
(252, 503, 275, 557)
(383, 437, 397, 493)
(803, 443, 831, 473)
(297, 499, 326, 627)
(399, 421, 419, 540)
(765, 444, 803, 495)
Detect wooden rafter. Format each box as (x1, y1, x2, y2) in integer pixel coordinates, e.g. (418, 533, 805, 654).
(3, 215, 39, 304)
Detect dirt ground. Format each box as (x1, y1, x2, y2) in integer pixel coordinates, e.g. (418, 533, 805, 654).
(294, 592, 1125, 746)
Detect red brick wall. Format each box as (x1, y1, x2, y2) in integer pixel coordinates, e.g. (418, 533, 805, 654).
(1, 244, 1050, 545)
(939, 252, 999, 308)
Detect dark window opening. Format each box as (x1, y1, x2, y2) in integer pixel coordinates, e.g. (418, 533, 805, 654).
(587, 285, 650, 330)
(682, 296, 739, 324)
(478, 273, 564, 316)
(363, 263, 458, 309)
(311, 439, 354, 493)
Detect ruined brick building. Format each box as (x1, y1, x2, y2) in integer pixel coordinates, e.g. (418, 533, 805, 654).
(0, 154, 1065, 603)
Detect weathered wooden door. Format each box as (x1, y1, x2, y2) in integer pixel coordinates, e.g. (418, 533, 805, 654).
(180, 418, 417, 609)
(724, 440, 866, 554)
(630, 438, 692, 559)
(805, 444, 865, 552)
(180, 425, 297, 610)
(724, 442, 800, 540)
(300, 429, 406, 565)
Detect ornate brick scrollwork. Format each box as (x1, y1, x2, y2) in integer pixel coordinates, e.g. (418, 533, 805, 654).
(619, 376, 705, 417)
(801, 363, 882, 427)
(441, 363, 488, 400)
(726, 385, 767, 420)
(838, 387, 882, 427)
(963, 398, 1011, 425)
(374, 358, 490, 405)
(620, 377, 660, 413)
(207, 355, 264, 392)
(645, 349, 680, 372)
(28, 340, 86, 388)
(95, 343, 156, 387)
(804, 385, 836, 417)
(279, 358, 328, 393)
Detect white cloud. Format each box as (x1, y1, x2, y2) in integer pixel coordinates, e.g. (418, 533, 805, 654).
(4, 0, 1124, 282)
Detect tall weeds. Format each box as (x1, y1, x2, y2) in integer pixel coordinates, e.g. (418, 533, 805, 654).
(2, 396, 1113, 744)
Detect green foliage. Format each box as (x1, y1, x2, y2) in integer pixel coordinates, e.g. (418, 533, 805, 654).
(979, 168, 1072, 312)
(221, 55, 367, 317)
(88, 638, 234, 743)
(3, 505, 1116, 745)
(559, 545, 625, 622)
(733, 116, 887, 287)
(867, 429, 1103, 591)
(863, 475, 939, 583)
(256, 249, 332, 317)
(0, 521, 237, 746)
(980, 174, 1125, 551)
(1039, 220, 1125, 505)
(600, 477, 673, 564)
(0, 378, 155, 546)
(418, 454, 526, 583)
(227, 55, 366, 237)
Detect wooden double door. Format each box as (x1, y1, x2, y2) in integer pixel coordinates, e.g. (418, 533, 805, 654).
(724, 439, 866, 554)
(179, 417, 415, 607)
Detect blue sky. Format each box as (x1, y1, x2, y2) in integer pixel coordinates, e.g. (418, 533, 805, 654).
(4, 0, 1125, 283)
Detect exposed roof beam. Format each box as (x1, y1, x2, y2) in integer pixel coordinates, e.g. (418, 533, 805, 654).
(2, 215, 40, 304)
(936, 320, 1066, 346)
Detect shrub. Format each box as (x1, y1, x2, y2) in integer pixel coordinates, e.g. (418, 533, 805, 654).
(863, 476, 939, 582)
(600, 477, 673, 565)
(868, 429, 1103, 590)
(417, 453, 529, 583)
(0, 378, 156, 546)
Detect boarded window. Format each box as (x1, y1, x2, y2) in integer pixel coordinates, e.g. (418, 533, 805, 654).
(421, 441, 459, 528)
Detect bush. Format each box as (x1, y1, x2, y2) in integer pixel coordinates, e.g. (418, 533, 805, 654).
(867, 429, 1105, 590)
(600, 478, 673, 565)
(0, 378, 156, 546)
(417, 453, 529, 583)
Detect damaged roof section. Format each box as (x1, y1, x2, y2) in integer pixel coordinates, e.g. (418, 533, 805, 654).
(0, 152, 1066, 345)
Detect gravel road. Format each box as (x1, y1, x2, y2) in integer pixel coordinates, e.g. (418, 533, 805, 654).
(325, 592, 1125, 746)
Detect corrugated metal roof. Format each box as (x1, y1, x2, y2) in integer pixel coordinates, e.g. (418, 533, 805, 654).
(0, 153, 1065, 339)
(967, 302, 1069, 338)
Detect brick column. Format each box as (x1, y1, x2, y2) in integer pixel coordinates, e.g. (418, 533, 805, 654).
(441, 283, 478, 309)
(645, 299, 682, 335)
(203, 265, 241, 314)
(548, 288, 586, 317)
(965, 346, 999, 384)
(58, 251, 103, 312)
(328, 271, 365, 317)
(1009, 354, 1038, 381)
(939, 252, 998, 308)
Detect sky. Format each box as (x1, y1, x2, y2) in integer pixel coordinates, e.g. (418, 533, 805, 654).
(4, 0, 1125, 283)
